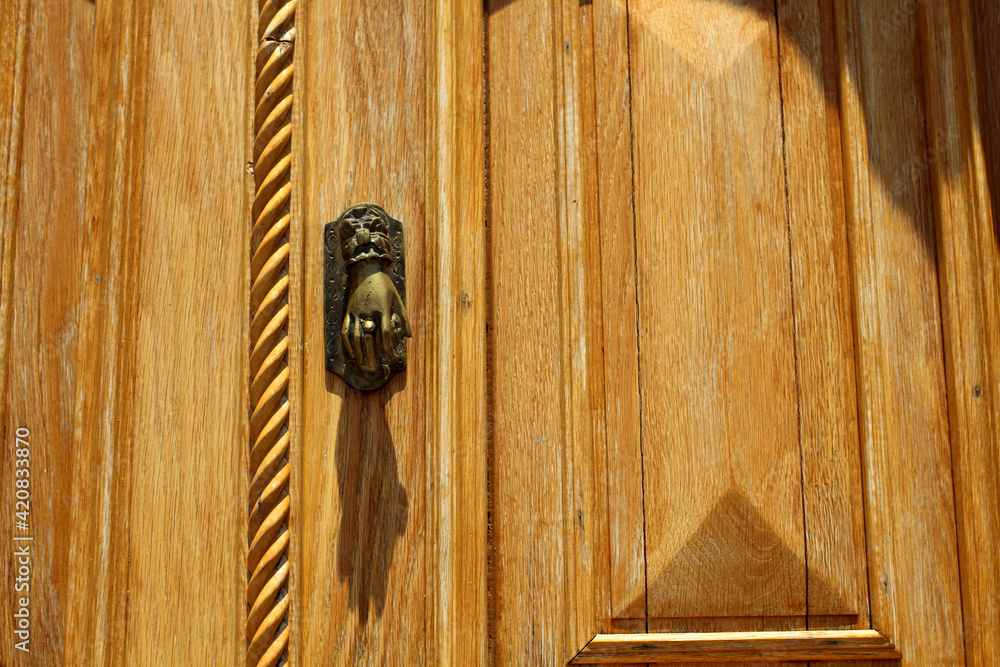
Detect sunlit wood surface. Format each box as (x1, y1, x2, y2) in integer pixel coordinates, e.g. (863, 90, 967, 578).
(0, 0, 996, 665)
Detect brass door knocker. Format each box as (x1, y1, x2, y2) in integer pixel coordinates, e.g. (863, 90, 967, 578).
(324, 203, 410, 390)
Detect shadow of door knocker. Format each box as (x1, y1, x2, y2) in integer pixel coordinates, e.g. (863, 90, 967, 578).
(324, 203, 411, 391)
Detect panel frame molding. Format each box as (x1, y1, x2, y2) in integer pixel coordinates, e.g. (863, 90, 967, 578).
(570, 629, 900, 664)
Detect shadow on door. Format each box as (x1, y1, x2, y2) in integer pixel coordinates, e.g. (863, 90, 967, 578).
(334, 387, 409, 624)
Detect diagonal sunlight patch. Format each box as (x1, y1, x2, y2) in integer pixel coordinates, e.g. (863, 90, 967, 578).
(631, 0, 772, 78)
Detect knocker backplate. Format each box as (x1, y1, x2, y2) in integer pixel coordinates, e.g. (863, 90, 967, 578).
(324, 204, 407, 391)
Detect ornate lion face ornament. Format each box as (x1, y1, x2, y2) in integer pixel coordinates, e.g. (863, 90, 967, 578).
(338, 206, 392, 266)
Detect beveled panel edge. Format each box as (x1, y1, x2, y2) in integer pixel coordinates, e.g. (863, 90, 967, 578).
(570, 629, 901, 664)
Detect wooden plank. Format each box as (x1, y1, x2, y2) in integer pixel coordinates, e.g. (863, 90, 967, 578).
(555, 0, 602, 656)
(832, 0, 966, 664)
(0, 17, 23, 655)
(774, 0, 869, 625)
(647, 617, 820, 633)
(297, 1, 427, 663)
(487, 0, 567, 662)
(918, 1, 1000, 665)
(592, 0, 646, 628)
(424, 0, 487, 664)
(123, 0, 251, 662)
(579, 0, 612, 643)
(487, 0, 600, 661)
(571, 630, 900, 664)
(62, 0, 151, 664)
(628, 0, 805, 618)
(0, 0, 94, 663)
(0, 0, 27, 509)
(644, 616, 809, 667)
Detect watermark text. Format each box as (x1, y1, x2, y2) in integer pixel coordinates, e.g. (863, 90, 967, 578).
(12, 426, 32, 653)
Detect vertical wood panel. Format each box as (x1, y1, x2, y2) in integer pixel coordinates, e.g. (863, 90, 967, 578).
(593, 0, 646, 630)
(0, 0, 28, 435)
(775, 0, 869, 625)
(833, 0, 966, 663)
(487, 0, 599, 661)
(64, 0, 151, 663)
(578, 1, 620, 647)
(298, 1, 427, 664)
(556, 0, 602, 656)
(628, 0, 805, 619)
(124, 0, 250, 662)
(919, 1, 1000, 664)
(0, 0, 93, 663)
(487, 1, 565, 661)
(425, 0, 488, 663)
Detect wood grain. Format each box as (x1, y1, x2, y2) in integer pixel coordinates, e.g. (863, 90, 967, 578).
(628, 0, 805, 618)
(918, 1, 1000, 664)
(298, 1, 427, 663)
(833, 0, 966, 663)
(487, 1, 567, 661)
(0, 0, 94, 664)
(425, 0, 488, 663)
(592, 0, 646, 628)
(63, 0, 151, 663)
(776, 11, 873, 667)
(0, 2, 996, 664)
(486, 0, 601, 661)
(775, 0, 869, 624)
(578, 0, 613, 643)
(0, 0, 27, 515)
(571, 630, 900, 664)
(556, 0, 604, 655)
(123, 0, 251, 662)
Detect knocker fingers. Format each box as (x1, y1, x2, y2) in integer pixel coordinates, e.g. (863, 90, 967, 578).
(345, 311, 397, 373)
(361, 319, 378, 372)
(380, 313, 397, 364)
(396, 293, 412, 337)
(353, 316, 366, 367)
(342, 314, 355, 360)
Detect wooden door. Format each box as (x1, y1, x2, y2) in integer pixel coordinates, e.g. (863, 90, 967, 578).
(1, 0, 998, 665)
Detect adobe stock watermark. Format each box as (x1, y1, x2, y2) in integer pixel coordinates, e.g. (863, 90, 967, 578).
(11, 426, 32, 653)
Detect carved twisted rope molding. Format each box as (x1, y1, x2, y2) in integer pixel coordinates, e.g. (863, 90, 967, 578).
(247, 0, 296, 665)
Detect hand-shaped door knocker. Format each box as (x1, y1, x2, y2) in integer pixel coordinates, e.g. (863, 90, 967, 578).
(324, 203, 411, 390)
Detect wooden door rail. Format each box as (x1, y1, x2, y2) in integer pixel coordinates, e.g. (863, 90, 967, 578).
(570, 629, 900, 663)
